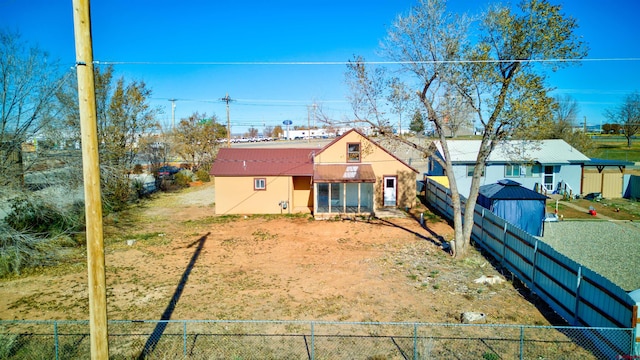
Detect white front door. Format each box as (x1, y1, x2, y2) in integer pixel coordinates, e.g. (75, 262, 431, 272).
(544, 166, 555, 192)
(383, 176, 397, 207)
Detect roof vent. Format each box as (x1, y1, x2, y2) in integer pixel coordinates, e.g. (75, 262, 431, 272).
(497, 179, 521, 186)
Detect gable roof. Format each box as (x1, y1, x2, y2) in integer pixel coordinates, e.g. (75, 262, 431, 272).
(210, 148, 314, 176)
(479, 179, 548, 200)
(315, 128, 419, 173)
(434, 139, 590, 164)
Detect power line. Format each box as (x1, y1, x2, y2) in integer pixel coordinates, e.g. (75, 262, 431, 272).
(94, 57, 640, 66)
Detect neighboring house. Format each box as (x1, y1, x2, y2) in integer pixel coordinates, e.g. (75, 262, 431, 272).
(426, 139, 590, 198)
(210, 129, 418, 217)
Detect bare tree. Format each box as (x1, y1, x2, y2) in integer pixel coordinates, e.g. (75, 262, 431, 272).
(346, 0, 587, 257)
(387, 77, 412, 135)
(541, 95, 595, 155)
(550, 95, 578, 135)
(0, 30, 69, 188)
(438, 90, 474, 137)
(246, 126, 259, 138)
(605, 91, 640, 147)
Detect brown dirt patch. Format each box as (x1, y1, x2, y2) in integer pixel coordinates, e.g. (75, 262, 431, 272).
(0, 182, 556, 326)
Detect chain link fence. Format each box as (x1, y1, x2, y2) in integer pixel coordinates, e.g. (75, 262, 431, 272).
(0, 320, 635, 359)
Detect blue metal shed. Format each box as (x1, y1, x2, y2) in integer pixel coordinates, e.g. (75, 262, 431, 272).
(477, 179, 549, 236)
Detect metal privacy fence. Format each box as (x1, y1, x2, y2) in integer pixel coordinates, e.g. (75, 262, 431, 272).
(0, 319, 635, 359)
(423, 178, 639, 356)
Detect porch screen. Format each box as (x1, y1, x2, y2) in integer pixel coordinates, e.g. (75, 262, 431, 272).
(316, 182, 373, 214)
(317, 183, 329, 213)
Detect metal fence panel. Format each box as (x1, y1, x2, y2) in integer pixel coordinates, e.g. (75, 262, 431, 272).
(422, 179, 636, 333)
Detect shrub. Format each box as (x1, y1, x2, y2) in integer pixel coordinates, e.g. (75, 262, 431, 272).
(195, 168, 211, 182)
(5, 196, 84, 235)
(0, 223, 60, 277)
(173, 171, 191, 188)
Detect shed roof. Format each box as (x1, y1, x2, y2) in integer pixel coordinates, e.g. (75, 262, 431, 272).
(479, 179, 548, 200)
(434, 139, 590, 164)
(314, 164, 376, 183)
(584, 158, 635, 167)
(210, 148, 314, 176)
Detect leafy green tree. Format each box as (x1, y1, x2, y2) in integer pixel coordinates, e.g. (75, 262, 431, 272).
(347, 0, 587, 257)
(57, 65, 160, 210)
(605, 92, 640, 147)
(171, 112, 225, 170)
(409, 109, 425, 135)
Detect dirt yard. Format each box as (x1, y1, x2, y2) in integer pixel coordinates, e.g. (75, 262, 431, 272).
(0, 182, 558, 326)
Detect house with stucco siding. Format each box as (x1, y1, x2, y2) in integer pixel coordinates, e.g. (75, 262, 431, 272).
(210, 128, 418, 218)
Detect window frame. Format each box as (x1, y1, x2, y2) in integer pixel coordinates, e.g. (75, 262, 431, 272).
(346, 142, 361, 163)
(466, 165, 485, 177)
(505, 164, 522, 177)
(254, 178, 266, 191)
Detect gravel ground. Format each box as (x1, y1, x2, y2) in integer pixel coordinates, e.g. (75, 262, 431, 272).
(542, 221, 640, 291)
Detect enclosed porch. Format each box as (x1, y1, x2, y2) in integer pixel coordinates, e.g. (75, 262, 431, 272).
(313, 164, 375, 219)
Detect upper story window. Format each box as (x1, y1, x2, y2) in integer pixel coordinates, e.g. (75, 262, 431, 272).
(347, 143, 361, 163)
(254, 178, 266, 190)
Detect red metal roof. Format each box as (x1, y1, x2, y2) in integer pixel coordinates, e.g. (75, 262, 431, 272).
(210, 148, 314, 176)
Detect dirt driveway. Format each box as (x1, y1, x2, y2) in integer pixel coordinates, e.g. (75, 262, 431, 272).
(0, 182, 556, 326)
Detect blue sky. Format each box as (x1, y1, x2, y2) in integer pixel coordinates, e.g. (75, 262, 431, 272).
(2, 0, 639, 134)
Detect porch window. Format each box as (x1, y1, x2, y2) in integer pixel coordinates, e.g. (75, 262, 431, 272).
(254, 178, 266, 190)
(347, 143, 361, 163)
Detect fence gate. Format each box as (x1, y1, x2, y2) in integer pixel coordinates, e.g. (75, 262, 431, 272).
(582, 170, 624, 198)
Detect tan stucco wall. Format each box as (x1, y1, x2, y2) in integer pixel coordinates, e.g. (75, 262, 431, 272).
(214, 176, 312, 215)
(314, 131, 417, 209)
(292, 176, 313, 213)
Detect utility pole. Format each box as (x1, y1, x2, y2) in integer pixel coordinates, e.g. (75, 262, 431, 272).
(168, 99, 176, 130)
(72, 0, 109, 358)
(307, 105, 311, 143)
(312, 102, 317, 128)
(220, 94, 233, 148)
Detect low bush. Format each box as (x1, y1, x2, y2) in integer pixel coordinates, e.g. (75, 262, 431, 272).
(173, 171, 192, 188)
(195, 168, 211, 182)
(0, 223, 61, 278)
(5, 196, 84, 236)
